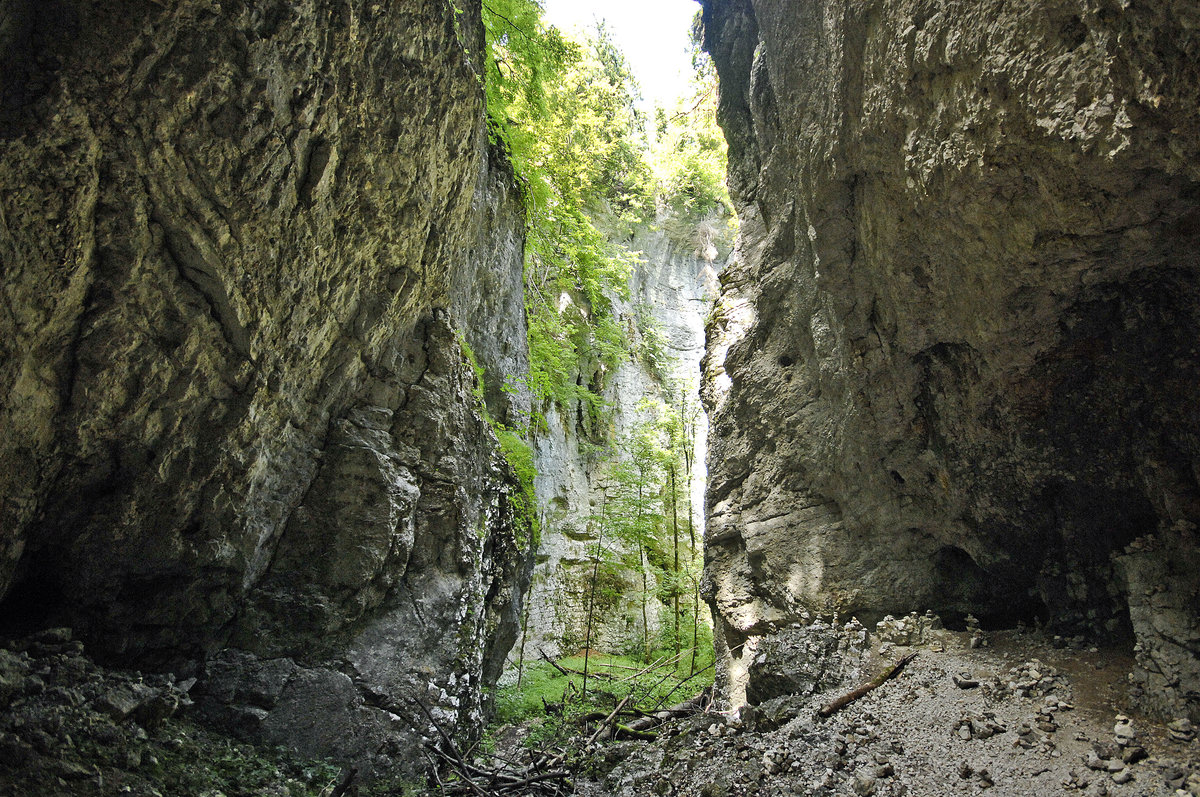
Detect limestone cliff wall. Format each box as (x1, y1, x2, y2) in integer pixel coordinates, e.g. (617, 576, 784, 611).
(0, 0, 529, 774)
(700, 0, 1200, 718)
(516, 220, 719, 662)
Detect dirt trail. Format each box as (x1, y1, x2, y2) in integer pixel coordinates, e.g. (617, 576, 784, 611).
(575, 630, 1199, 796)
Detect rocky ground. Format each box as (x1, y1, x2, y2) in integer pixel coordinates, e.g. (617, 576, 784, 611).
(2, 625, 1197, 796)
(0, 629, 377, 797)
(565, 625, 1199, 797)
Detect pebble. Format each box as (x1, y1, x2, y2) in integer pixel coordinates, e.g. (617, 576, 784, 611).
(966, 714, 1007, 740)
(54, 760, 95, 780)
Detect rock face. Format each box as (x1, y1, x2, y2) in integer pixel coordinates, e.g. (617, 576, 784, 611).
(516, 219, 719, 660)
(0, 0, 529, 773)
(700, 0, 1200, 717)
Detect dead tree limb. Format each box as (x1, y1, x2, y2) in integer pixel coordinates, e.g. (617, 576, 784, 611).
(411, 699, 489, 797)
(818, 652, 918, 718)
(622, 690, 711, 733)
(617, 650, 687, 683)
(585, 695, 631, 745)
(537, 648, 613, 680)
(612, 723, 659, 740)
(646, 657, 718, 713)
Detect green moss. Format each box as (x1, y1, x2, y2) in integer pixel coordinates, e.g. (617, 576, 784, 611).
(496, 425, 540, 548)
(457, 332, 540, 549)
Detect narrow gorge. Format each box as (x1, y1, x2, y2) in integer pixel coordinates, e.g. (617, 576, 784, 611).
(0, 0, 1197, 795)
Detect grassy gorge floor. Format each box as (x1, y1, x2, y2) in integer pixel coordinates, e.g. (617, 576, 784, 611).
(494, 649, 717, 733)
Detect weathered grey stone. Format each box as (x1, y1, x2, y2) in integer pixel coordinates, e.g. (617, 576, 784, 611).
(1117, 524, 1200, 723)
(95, 686, 143, 722)
(453, 143, 531, 428)
(0, 650, 29, 709)
(257, 668, 395, 765)
(744, 620, 869, 706)
(0, 733, 33, 769)
(200, 649, 295, 708)
(700, 0, 1200, 707)
(0, 0, 531, 776)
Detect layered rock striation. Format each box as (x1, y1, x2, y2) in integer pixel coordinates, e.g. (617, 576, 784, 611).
(0, 0, 529, 773)
(700, 0, 1200, 718)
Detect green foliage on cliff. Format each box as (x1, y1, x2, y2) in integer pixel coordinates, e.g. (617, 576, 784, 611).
(482, 3, 650, 424)
(478, 5, 724, 674)
(650, 29, 735, 224)
(496, 423, 538, 545)
(458, 333, 539, 547)
(480, 2, 733, 430)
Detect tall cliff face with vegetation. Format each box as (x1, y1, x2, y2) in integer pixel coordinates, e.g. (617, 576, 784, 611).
(473, 16, 734, 669)
(0, 0, 530, 773)
(700, 0, 1200, 718)
(519, 217, 721, 664)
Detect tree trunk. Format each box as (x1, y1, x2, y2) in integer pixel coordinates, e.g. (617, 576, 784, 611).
(691, 576, 700, 675)
(640, 541, 649, 662)
(583, 493, 609, 700)
(670, 465, 680, 657)
(516, 587, 530, 689)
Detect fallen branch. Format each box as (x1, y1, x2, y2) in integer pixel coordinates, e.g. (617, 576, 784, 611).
(818, 652, 918, 718)
(585, 695, 631, 745)
(617, 650, 687, 683)
(537, 648, 613, 680)
(623, 690, 711, 733)
(411, 699, 489, 797)
(612, 722, 658, 740)
(412, 692, 588, 795)
(420, 709, 573, 796)
(645, 656, 720, 713)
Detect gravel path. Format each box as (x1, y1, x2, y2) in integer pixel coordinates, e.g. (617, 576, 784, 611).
(585, 630, 1199, 796)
